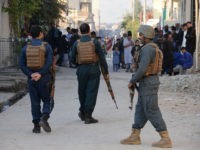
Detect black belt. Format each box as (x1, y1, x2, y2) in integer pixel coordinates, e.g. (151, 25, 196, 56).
(79, 63, 98, 66)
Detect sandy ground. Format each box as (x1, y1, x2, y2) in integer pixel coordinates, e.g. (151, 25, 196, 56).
(0, 66, 200, 150)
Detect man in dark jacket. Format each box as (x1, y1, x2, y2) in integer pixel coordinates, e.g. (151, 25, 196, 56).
(161, 33, 174, 76)
(19, 25, 53, 133)
(70, 23, 109, 124)
(185, 21, 196, 57)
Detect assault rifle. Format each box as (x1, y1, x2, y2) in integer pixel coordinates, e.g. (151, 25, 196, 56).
(50, 56, 56, 112)
(101, 66, 118, 109)
(129, 83, 138, 110)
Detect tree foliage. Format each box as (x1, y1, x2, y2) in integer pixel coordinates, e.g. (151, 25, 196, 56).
(30, 0, 66, 26)
(121, 13, 140, 39)
(2, 0, 66, 37)
(121, 13, 132, 29)
(2, 0, 41, 36)
(121, 0, 142, 39)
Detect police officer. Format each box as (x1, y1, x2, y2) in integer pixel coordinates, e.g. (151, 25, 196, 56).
(70, 23, 109, 124)
(120, 25, 172, 148)
(19, 25, 53, 133)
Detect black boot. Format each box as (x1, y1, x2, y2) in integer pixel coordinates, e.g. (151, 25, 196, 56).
(78, 111, 85, 121)
(32, 123, 41, 133)
(85, 113, 98, 124)
(39, 114, 51, 132)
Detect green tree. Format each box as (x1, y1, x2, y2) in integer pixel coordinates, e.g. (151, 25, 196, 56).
(121, 13, 132, 29)
(30, 0, 66, 27)
(121, 13, 140, 39)
(2, 0, 42, 36)
(3, 0, 66, 36)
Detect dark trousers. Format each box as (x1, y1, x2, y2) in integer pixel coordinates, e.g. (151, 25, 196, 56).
(56, 51, 64, 66)
(113, 64, 119, 72)
(186, 45, 195, 58)
(28, 74, 51, 123)
(77, 65, 100, 114)
(132, 94, 167, 132)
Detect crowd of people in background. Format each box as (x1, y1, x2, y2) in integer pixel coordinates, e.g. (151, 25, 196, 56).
(20, 21, 196, 76)
(112, 21, 195, 75)
(153, 21, 195, 75)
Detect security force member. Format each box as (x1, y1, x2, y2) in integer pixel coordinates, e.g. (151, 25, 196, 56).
(120, 25, 172, 148)
(70, 23, 109, 124)
(19, 25, 53, 133)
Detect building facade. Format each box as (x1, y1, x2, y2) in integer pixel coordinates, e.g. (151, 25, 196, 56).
(0, 0, 14, 68)
(66, 0, 95, 30)
(0, 0, 10, 38)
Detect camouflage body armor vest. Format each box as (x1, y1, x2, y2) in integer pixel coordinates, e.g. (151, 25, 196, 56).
(26, 42, 46, 70)
(144, 43, 163, 76)
(135, 43, 163, 76)
(77, 41, 99, 64)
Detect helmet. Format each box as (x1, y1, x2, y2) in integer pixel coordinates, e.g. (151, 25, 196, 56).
(138, 25, 155, 39)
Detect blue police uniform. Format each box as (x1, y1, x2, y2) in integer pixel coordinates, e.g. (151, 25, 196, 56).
(130, 42, 167, 132)
(19, 39, 53, 124)
(70, 35, 108, 116)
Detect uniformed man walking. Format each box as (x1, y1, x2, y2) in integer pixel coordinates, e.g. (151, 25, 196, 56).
(70, 23, 109, 124)
(19, 25, 53, 133)
(120, 25, 172, 148)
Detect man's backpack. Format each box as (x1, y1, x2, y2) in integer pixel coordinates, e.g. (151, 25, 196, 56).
(26, 42, 47, 70)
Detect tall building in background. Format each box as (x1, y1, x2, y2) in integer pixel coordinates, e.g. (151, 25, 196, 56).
(63, 0, 97, 31)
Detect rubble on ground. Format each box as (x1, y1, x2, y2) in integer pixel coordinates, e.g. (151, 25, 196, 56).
(160, 73, 200, 98)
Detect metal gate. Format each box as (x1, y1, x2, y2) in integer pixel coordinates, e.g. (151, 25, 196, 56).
(0, 38, 19, 68)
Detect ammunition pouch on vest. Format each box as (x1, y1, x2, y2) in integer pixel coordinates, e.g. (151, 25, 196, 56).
(26, 42, 47, 70)
(77, 41, 99, 64)
(144, 43, 163, 76)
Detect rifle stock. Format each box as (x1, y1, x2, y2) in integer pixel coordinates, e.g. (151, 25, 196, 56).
(101, 66, 118, 109)
(129, 85, 135, 110)
(129, 83, 138, 110)
(49, 56, 56, 112)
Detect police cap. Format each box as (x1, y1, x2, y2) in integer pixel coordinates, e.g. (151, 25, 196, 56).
(138, 25, 155, 39)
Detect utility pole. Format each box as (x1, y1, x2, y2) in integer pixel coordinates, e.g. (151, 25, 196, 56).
(74, 0, 75, 28)
(132, 0, 135, 22)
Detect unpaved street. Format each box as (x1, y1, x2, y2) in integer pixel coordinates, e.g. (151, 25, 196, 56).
(0, 67, 200, 150)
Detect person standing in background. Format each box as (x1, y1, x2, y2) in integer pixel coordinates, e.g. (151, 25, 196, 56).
(123, 31, 134, 72)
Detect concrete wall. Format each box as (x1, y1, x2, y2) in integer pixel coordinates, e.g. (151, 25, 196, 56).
(0, 0, 10, 38)
(0, 0, 14, 68)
